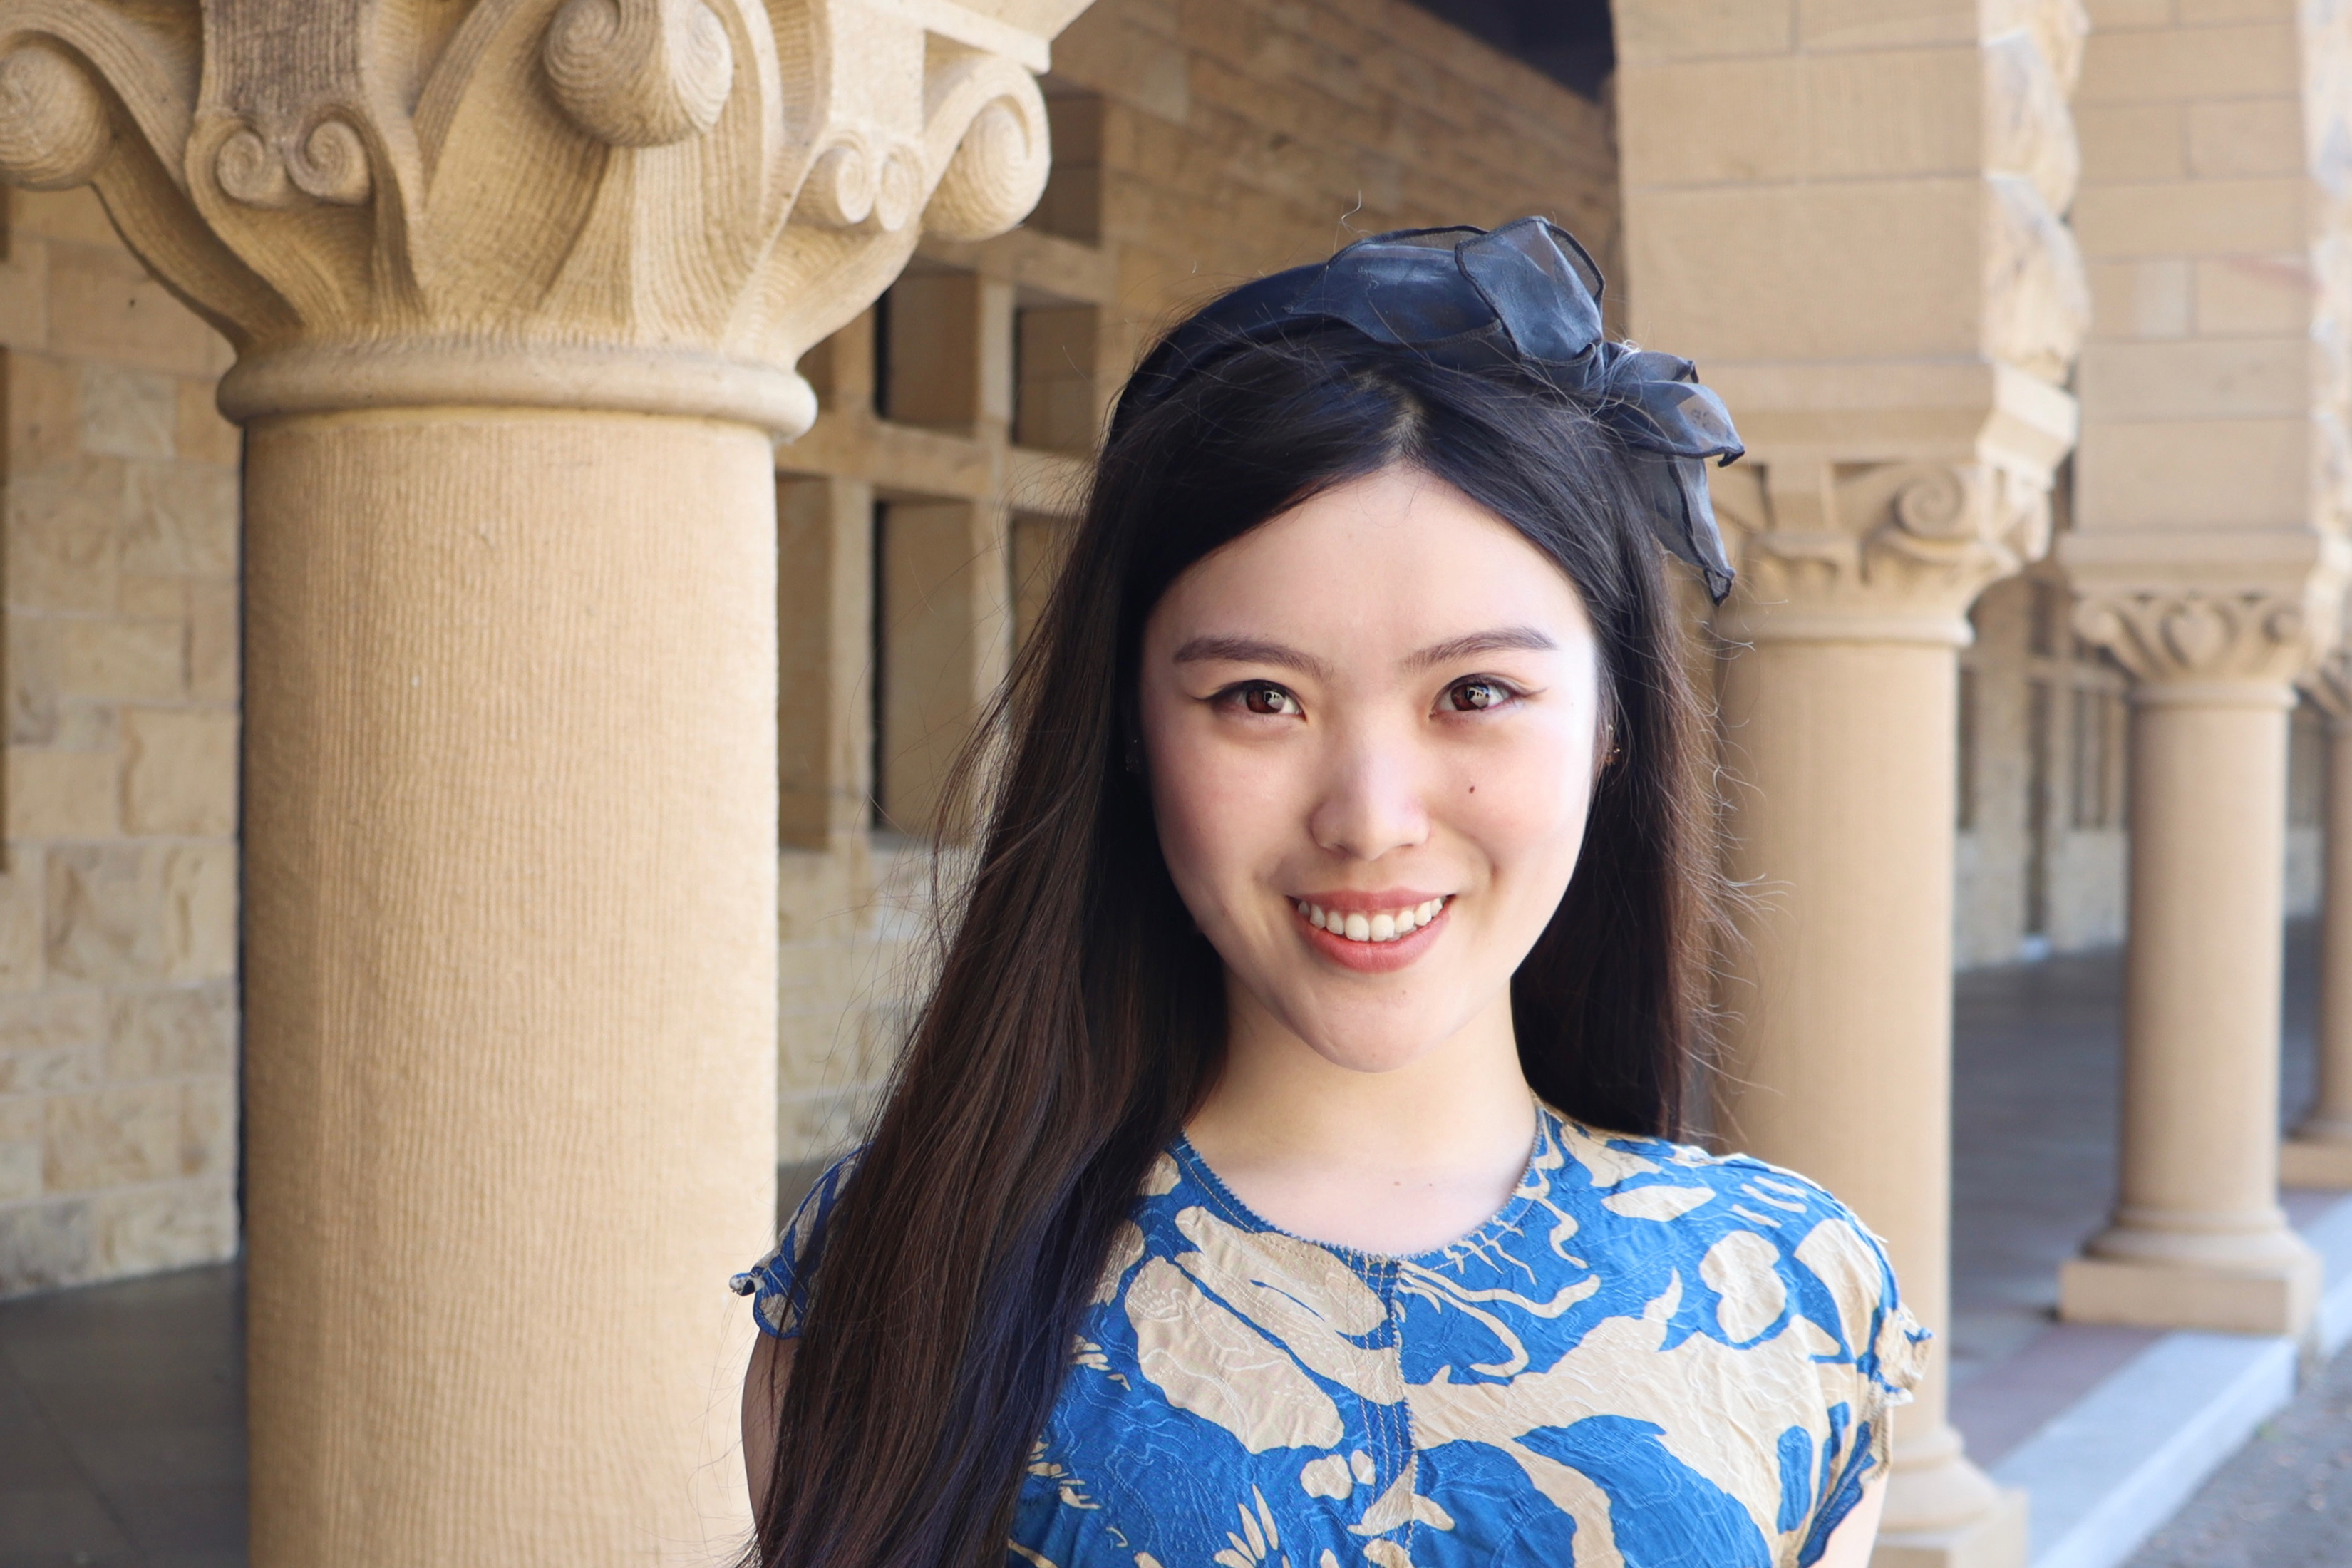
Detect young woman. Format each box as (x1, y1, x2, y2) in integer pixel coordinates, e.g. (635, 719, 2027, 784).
(736, 220, 1926, 1568)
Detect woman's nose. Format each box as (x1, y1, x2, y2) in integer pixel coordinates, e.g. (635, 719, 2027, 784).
(1307, 728, 1431, 862)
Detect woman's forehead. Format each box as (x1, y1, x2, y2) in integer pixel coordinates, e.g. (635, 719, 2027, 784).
(1150, 468, 1593, 651)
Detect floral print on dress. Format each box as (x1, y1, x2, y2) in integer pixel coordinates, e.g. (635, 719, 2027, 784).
(733, 1105, 1928, 1568)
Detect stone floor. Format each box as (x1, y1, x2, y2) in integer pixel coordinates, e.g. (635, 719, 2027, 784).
(0, 924, 2344, 1564)
(0, 1262, 243, 1567)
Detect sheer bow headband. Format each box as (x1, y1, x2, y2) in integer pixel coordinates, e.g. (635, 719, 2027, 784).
(1109, 218, 1746, 603)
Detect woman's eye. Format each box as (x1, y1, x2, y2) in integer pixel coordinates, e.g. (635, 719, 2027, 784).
(1234, 682, 1302, 716)
(1445, 679, 1512, 712)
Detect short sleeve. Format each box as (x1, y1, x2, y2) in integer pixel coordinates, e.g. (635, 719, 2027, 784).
(1789, 1200, 1930, 1554)
(729, 1151, 861, 1340)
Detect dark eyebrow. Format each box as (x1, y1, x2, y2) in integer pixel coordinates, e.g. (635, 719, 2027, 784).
(1170, 635, 1334, 681)
(1407, 626, 1558, 670)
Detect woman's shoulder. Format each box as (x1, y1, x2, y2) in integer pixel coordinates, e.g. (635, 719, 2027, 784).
(1541, 1105, 1929, 1393)
(729, 1148, 863, 1339)
(1544, 1107, 1868, 1233)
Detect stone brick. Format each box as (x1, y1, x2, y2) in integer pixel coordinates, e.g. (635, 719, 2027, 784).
(0, 1195, 94, 1293)
(118, 574, 184, 620)
(1621, 51, 1974, 188)
(0, 988, 105, 1053)
(2077, 417, 2314, 530)
(2179, 0, 2295, 20)
(2075, 103, 2187, 183)
(93, 1178, 236, 1276)
(53, 617, 183, 703)
(2187, 98, 2303, 177)
(2, 349, 76, 470)
(175, 378, 239, 467)
(1613, 0, 1793, 64)
(123, 460, 238, 579)
(76, 362, 176, 460)
(106, 984, 236, 1080)
(2078, 338, 2316, 421)
(2194, 253, 2315, 335)
(180, 1076, 235, 1178)
(46, 842, 164, 984)
(6, 746, 122, 840)
(0, 1041, 98, 1096)
(0, 854, 46, 994)
(123, 708, 237, 837)
(48, 701, 118, 753)
(43, 1082, 181, 1190)
(1797, 0, 1976, 51)
(47, 242, 221, 377)
(1627, 178, 1981, 363)
(2073, 177, 2306, 259)
(161, 843, 236, 981)
(2087, 259, 2193, 341)
(14, 622, 61, 747)
(2077, 23, 2296, 104)
(6, 456, 124, 615)
(187, 582, 238, 701)
(0, 1138, 38, 1203)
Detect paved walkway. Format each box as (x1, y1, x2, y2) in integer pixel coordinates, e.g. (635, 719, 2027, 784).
(0, 926, 2343, 1565)
(2121, 1337, 2352, 1568)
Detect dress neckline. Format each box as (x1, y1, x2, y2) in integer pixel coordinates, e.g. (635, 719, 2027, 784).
(1169, 1103, 1553, 1269)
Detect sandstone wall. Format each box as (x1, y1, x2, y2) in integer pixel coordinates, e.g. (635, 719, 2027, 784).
(0, 187, 241, 1294)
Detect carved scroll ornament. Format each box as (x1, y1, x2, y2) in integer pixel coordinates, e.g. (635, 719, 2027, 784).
(0, 0, 1088, 435)
(2076, 588, 2338, 693)
(1708, 458, 2056, 645)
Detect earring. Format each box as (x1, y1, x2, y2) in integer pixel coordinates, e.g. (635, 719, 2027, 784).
(1124, 733, 1144, 775)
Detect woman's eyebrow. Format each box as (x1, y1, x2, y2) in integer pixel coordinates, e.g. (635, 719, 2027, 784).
(1170, 635, 1333, 680)
(1407, 626, 1558, 669)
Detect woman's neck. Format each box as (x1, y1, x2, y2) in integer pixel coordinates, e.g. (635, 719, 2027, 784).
(1182, 980, 1538, 1256)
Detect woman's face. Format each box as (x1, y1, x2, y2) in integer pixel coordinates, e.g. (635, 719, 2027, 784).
(1138, 464, 1606, 1075)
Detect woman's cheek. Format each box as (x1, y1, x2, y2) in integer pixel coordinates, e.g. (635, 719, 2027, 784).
(1152, 738, 1284, 916)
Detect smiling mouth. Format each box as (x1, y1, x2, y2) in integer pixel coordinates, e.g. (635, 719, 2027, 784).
(1292, 895, 1450, 945)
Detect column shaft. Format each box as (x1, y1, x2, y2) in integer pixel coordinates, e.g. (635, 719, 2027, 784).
(2284, 716, 2352, 1181)
(1718, 636, 2019, 1562)
(2058, 688, 2319, 1333)
(240, 410, 779, 1564)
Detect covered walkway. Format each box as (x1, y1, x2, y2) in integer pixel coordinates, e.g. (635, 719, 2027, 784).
(2, 928, 2343, 1566)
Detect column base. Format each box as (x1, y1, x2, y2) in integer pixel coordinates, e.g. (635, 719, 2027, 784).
(2283, 1133, 2352, 1189)
(2059, 1249, 2320, 1336)
(1871, 1485, 2028, 1568)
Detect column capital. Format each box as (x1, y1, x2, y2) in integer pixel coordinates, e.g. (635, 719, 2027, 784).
(0, 0, 1083, 435)
(1711, 452, 2061, 646)
(2063, 530, 2351, 696)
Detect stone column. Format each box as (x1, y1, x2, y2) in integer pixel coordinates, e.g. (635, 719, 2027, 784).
(0, 1, 1081, 1562)
(2054, 590, 2326, 1329)
(2055, 0, 2348, 1334)
(1616, 4, 2087, 1563)
(2286, 654, 2352, 1186)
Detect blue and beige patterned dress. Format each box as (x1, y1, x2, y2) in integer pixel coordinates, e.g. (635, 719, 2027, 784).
(733, 1103, 1927, 1568)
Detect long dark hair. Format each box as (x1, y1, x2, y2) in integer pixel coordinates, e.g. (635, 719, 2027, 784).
(748, 326, 1722, 1567)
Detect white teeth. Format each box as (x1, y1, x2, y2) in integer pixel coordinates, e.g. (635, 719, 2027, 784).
(1300, 894, 1448, 943)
